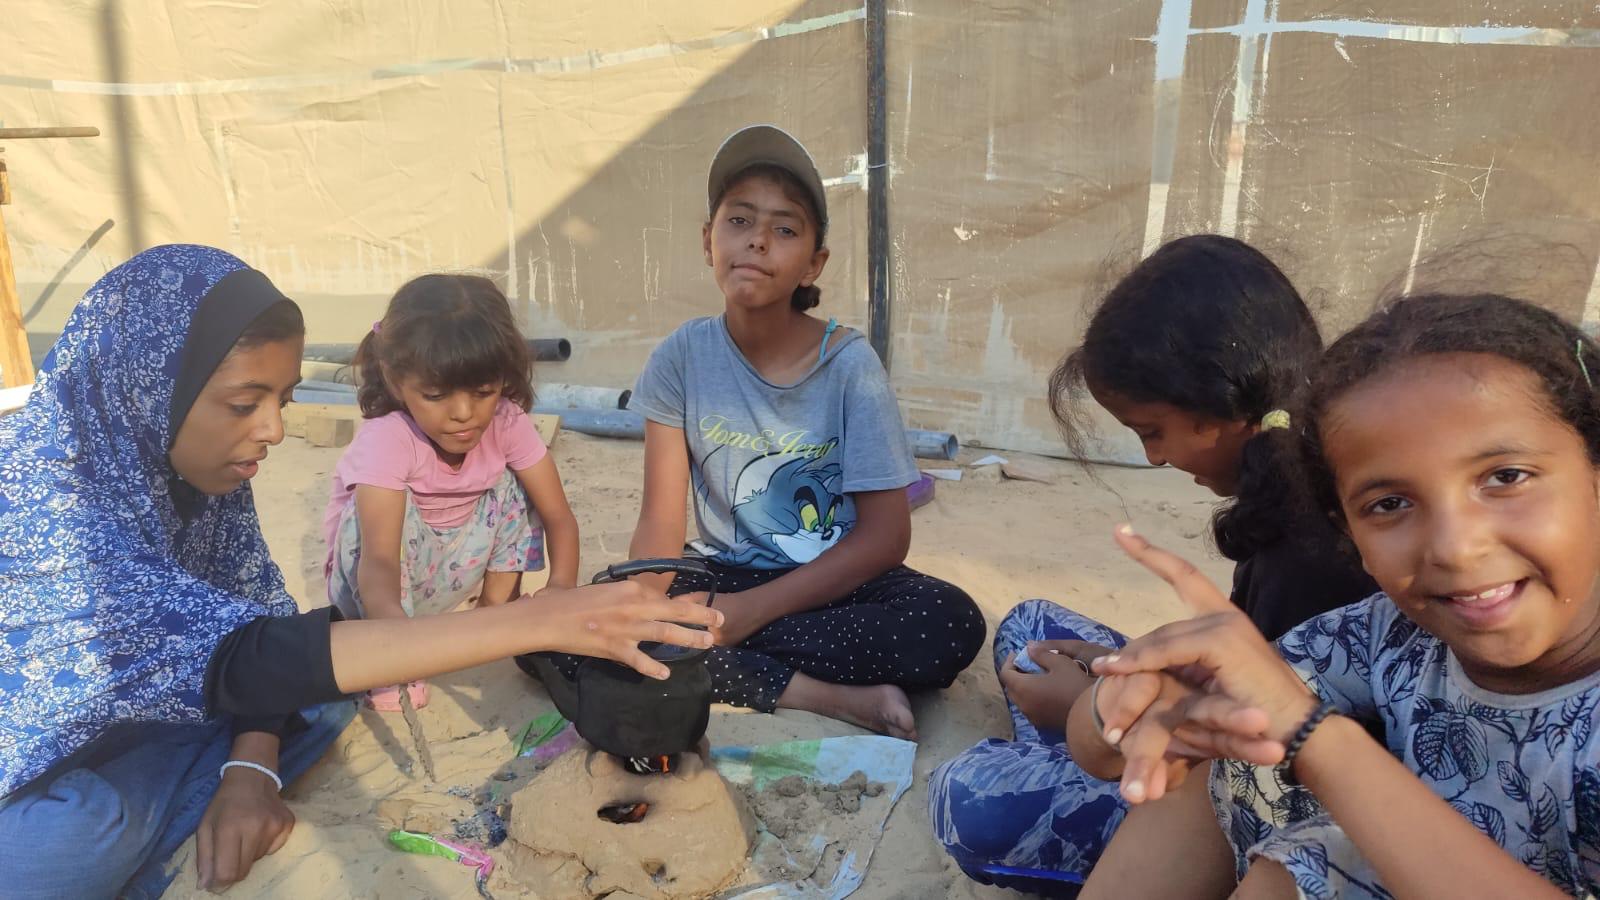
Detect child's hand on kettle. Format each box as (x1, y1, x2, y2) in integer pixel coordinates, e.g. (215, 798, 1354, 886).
(526, 581, 723, 680)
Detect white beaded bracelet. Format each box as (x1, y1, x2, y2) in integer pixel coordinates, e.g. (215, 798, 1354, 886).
(220, 760, 283, 792)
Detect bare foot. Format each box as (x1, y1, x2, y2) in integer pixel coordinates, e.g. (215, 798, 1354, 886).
(777, 674, 919, 741)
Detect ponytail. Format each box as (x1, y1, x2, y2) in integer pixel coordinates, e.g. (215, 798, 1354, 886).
(1212, 428, 1306, 561)
(352, 326, 402, 418)
(791, 284, 822, 311)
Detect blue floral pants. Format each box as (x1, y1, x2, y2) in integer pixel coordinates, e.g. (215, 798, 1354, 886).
(928, 599, 1128, 894)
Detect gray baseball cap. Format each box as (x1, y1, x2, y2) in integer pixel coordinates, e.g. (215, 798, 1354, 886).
(707, 124, 828, 239)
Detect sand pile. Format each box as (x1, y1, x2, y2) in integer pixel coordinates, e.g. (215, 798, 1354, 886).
(501, 748, 755, 899)
(366, 739, 902, 899)
(741, 770, 886, 839)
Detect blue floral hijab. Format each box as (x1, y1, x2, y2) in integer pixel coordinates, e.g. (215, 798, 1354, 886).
(0, 245, 298, 797)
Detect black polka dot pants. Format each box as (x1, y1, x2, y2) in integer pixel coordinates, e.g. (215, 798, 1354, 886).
(669, 562, 987, 713)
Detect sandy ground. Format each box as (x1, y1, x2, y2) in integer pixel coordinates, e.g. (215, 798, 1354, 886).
(161, 429, 1228, 899)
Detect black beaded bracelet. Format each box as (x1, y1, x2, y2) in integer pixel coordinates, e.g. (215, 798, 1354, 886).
(1279, 699, 1337, 784)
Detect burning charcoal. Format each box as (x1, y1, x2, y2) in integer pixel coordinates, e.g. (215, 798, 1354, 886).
(597, 802, 650, 824)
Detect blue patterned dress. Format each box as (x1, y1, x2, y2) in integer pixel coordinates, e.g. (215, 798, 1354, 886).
(1213, 596, 1600, 898)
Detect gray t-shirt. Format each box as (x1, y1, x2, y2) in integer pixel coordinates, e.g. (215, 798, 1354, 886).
(630, 315, 918, 570)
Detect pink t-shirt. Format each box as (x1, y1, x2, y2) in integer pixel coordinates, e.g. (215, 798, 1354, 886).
(321, 398, 548, 548)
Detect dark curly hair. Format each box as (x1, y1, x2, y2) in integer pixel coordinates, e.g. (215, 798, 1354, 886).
(1048, 234, 1325, 561)
(709, 163, 826, 311)
(354, 274, 533, 417)
(1300, 293, 1600, 523)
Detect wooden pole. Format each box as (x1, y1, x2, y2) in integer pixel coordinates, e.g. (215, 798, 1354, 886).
(0, 151, 33, 388)
(0, 126, 95, 388)
(0, 127, 100, 140)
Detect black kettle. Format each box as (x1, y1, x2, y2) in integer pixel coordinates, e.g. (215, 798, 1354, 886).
(522, 559, 715, 762)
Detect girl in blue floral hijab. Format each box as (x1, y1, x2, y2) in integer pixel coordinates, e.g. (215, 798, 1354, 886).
(0, 245, 721, 897)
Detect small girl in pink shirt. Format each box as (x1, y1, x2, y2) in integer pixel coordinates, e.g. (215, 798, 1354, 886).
(322, 274, 580, 710)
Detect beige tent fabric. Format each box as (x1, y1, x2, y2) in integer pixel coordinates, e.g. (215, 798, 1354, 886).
(5, 1, 1600, 458)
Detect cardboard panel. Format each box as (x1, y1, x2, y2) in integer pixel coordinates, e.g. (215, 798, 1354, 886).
(1281, 1, 1600, 29)
(1159, 33, 1243, 238)
(1190, 0, 1249, 30)
(6, 0, 1600, 459)
(887, 0, 1163, 457)
(0, 0, 863, 392)
(1241, 35, 1600, 329)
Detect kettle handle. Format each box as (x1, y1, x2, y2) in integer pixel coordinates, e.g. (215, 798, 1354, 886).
(590, 557, 718, 608)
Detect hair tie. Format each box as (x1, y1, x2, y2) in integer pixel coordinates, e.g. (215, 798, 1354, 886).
(372, 321, 383, 334)
(1260, 409, 1291, 431)
(1579, 339, 1593, 389)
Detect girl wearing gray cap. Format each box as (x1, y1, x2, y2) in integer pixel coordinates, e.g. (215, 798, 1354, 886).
(621, 126, 985, 738)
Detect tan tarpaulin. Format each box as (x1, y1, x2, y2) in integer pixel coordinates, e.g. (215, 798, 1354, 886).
(5, 1, 1599, 461)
